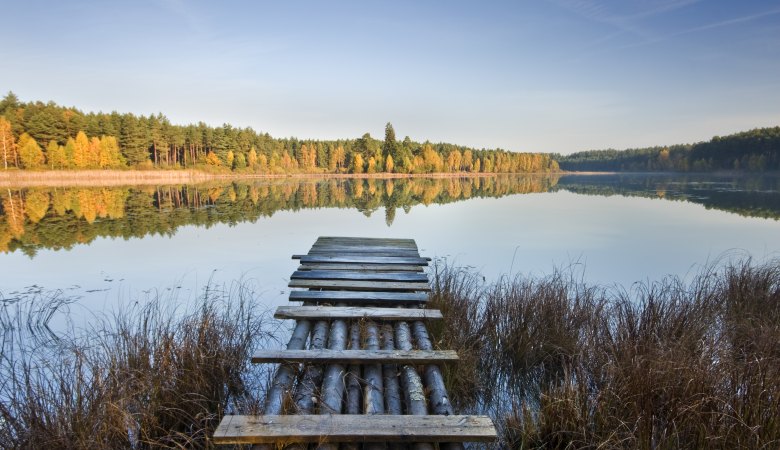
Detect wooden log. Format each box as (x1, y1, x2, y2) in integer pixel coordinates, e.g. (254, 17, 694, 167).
(346, 322, 362, 415)
(252, 349, 459, 364)
(291, 270, 429, 282)
(412, 321, 465, 450)
(275, 306, 442, 321)
(316, 236, 416, 246)
(298, 263, 425, 272)
(363, 322, 384, 415)
(381, 324, 405, 450)
(298, 255, 429, 265)
(289, 290, 428, 304)
(253, 319, 311, 450)
(395, 321, 434, 450)
(310, 244, 420, 251)
(319, 319, 348, 414)
(262, 320, 311, 415)
(293, 320, 329, 414)
(214, 415, 498, 444)
(288, 279, 430, 292)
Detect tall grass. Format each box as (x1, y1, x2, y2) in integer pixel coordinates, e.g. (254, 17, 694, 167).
(0, 282, 275, 449)
(430, 258, 780, 449)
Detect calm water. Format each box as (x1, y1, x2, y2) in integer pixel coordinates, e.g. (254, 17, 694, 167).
(1, 174, 779, 320)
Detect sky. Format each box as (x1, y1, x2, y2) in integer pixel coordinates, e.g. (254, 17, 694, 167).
(1, 0, 779, 154)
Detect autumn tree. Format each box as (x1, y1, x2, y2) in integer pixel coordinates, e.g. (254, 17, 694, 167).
(18, 134, 45, 169)
(0, 117, 17, 169)
(385, 154, 394, 173)
(46, 140, 68, 169)
(72, 131, 90, 168)
(351, 153, 365, 174)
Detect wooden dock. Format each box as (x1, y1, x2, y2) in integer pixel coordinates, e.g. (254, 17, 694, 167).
(213, 236, 497, 448)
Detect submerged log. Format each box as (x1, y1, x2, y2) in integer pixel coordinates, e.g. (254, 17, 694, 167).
(316, 317, 348, 450)
(294, 320, 330, 413)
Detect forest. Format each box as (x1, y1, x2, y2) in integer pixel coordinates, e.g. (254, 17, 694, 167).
(0, 92, 559, 175)
(557, 126, 780, 172)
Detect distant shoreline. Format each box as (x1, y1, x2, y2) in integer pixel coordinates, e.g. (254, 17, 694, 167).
(0, 169, 560, 188)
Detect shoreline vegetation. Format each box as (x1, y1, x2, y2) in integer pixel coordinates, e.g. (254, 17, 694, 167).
(2, 257, 778, 448)
(0, 168, 554, 188)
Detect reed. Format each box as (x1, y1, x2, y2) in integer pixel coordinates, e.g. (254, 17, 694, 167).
(0, 281, 275, 449)
(430, 258, 780, 449)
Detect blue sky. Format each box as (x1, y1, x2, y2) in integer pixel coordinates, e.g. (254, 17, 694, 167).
(1, 0, 779, 154)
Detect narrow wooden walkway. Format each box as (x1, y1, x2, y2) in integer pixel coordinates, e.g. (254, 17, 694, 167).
(214, 236, 496, 448)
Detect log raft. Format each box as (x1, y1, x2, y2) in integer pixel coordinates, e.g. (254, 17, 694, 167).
(213, 236, 496, 448)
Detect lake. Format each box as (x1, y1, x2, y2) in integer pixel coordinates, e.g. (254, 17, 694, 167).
(1, 173, 779, 321)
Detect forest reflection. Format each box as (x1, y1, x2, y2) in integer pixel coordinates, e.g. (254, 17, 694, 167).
(0, 175, 559, 255)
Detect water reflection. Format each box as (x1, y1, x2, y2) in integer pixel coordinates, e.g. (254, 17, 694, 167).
(2, 173, 779, 256)
(0, 175, 560, 255)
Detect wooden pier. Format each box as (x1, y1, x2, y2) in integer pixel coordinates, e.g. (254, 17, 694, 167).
(214, 237, 497, 448)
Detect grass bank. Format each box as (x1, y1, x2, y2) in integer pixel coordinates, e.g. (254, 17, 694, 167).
(0, 283, 276, 449)
(430, 258, 780, 449)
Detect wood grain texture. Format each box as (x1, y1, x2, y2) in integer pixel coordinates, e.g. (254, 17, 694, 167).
(213, 415, 497, 444)
(291, 270, 429, 282)
(298, 255, 430, 265)
(274, 306, 442, 320)
(251, 349, 458, 364)
(298, 263, 425, 272)
(288, 279, 430, 292)
(289, 290, 428, 304)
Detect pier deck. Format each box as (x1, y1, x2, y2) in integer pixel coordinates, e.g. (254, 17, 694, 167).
(213, 236, 496, 448)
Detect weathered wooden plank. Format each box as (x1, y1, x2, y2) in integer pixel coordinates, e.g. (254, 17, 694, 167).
(275, 306, 442, 321)
(291, 270, 429, 282)
(251, 349, 458, 364)
(298, 255, 429, 265)
(316, 236, 416, 246)
(310, 245, 420, 253)
(307, 251, 422, 258)
(213, 415, 497, 444)
(289, 279, 430, 292)
(289, 290, 428, 304)
(298, 263, 425, 272)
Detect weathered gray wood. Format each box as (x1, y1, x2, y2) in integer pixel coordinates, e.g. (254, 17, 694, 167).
(394, 322, 429, 416)
(262, 320, 312, 415)
(346, 322, 362, 415)
(213, 415, 498, 444)
(291, 270, 429, 282)
(252, 349, 458, 364)
(363, 322, 384, 416)
(320, 319, 348, 415)
(299, 263, 425, 272)
(381, 324, 403, 415)
(307, 251, 423, 258)
(289, 279, 430, 292)
(412, 321, 465, 450)
(293, 320, 329, 414)
(316, 237, 416, 246)
(311, 244, 419, 251)
(275, 306, 442, 321)
(289, 290, 428, 304)
(298, 255, 429, 265)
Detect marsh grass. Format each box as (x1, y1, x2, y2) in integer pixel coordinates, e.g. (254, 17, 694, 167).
(430, 258, 780, 449)
(0, 282, 276, 449)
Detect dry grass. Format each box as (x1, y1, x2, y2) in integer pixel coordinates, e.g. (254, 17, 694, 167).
(0, 282, 275, 449)
(430, 258, 780, 449)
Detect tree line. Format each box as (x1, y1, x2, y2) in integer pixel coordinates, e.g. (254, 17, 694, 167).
(557, 127, 780, 172)
(0, 92, 559, 174)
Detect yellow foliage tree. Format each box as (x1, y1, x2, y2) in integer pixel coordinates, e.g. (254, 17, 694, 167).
(0, 117, 18, 169)
(385, 154, 394, 173)
(351, 153, 364, 174)
(72, 131, 90, 168)
(18, 135, 45, 169)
